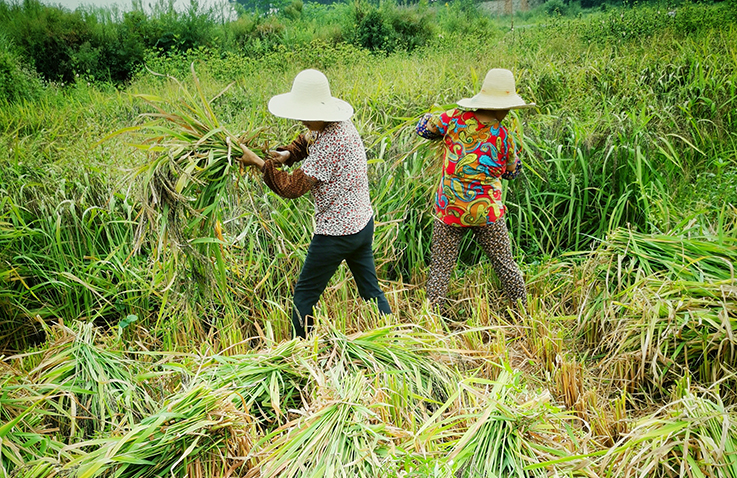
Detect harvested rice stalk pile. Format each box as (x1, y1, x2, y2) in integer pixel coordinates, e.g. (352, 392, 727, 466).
(577, 226, 737, 398)
(110, 65, 267, 288)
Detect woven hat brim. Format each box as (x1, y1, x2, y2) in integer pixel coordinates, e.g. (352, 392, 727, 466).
(456, 94, 536, 110)
(268, 92, 354, 121)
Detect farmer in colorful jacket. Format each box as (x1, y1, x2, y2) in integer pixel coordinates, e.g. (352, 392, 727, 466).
(416, 68, 533, 316)
(238, 69, 392, 338)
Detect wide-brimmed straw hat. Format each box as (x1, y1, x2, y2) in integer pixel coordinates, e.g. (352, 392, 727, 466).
(456, 68, 535, 110)
(268, 69, 354, 122)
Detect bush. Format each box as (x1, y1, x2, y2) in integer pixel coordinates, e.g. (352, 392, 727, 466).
(3, 0, 90, 83)
(0, 0, 222, 84)
(545, 0, 570, 15)
(580, 1, 737, 44)
(350, 1, 435, 53)
(354, 8, 397, 52)
(0, 36, 42, 103)
(435, 0, 493, 35)
(388, 6, 435, 51)
(282, 0, 303, 20)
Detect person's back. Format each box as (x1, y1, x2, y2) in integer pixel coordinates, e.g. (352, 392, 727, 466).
(238, 69, 392, 337)
(420, 107, 517, 227)
(301, 120, 373, 236)
(415, 68, 533, 316)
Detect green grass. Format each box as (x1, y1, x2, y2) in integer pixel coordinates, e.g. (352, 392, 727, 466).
(1, 2, 737, 477)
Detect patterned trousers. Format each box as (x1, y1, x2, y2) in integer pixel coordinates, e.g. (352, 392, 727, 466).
(426, 218, 527, 312)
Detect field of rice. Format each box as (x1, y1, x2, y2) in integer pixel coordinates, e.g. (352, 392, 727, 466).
(1, 0, 736, 476)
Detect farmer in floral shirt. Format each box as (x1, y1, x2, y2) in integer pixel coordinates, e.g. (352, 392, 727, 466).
(416, 68, 533, 316)
(239, 69, 391, 338)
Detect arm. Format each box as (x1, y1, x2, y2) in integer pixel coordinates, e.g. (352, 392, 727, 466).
(262, 161, 316, 199)
(501, 134, 522, 180)
(239, 144, 316, 199)
(274, 134, 310, 167)
(415, 113, 444, 140)
(501, 156, 523, 180)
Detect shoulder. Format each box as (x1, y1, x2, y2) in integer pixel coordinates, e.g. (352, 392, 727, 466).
(439, 108, 463, 122)
(318, 121, 359, 144)
(498, 123, 514, 142)
(329, 120, 358, 135)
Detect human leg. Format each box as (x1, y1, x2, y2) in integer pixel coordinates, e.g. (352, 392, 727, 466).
(426, 219, 464, 313)
(473, 219, 527, 308)
(292, 235, 345, 338)
(344, 217, 392, 315)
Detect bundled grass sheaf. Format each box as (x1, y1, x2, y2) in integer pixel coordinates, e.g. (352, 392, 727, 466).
(62, 384, 254, 478)
(447, 370, 583, 478)
(198, 339, 309, 427)
(109, 65, 267, 293)
(248, 369, 397, 478)
(597, 383, 737, 478)
(0, 365, 69, 477)
(26, 321, 154, 440)
(320, 326, 458, 402)
(577, 226, 737, 399)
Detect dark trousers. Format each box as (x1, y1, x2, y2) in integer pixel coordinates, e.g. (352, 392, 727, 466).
(292, 217, 392, 338)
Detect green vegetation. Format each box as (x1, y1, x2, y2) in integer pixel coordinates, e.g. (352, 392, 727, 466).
(1, 0, 737, 476)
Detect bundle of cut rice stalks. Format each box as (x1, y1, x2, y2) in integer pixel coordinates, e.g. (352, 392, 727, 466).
(62, 384, 255, 478)
(596, 383, 737, 478)
(246, 369, 398, 478)
(106, 65, 267, 291)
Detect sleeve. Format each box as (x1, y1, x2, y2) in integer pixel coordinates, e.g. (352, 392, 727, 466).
(275, 134, 310, 167)
(300, 141, 336, 183)
(415, 110, 453, 140)
(501, 134, 523, 180)
(261, 160, 317, 199)
(501, 158, 523, 180)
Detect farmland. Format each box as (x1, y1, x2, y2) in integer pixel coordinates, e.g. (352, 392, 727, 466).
(1, 0, 737, 476)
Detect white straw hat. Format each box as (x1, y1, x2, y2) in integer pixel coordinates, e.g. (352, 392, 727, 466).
(456, 68, 535, 110)
(268, 69, 354, 122)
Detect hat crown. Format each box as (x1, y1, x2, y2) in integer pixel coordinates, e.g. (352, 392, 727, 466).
(480, 68, 517, 97)
(268, 68, 354, 121)
(455, 68, 535, 110)
(291, 69, 332, 104)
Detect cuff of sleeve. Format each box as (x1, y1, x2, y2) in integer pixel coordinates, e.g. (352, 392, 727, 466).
(416, 113, 441, 140)
(501, 161, 523, 180)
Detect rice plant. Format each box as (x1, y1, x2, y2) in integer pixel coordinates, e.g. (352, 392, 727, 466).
(596, 227, 737, 287)
(109, 64, 268, 294)
(0, 160, 149, 351)
(26, 321, 154, 440)
(8, 462, 60, 478)
(62, 384, 254, 478)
